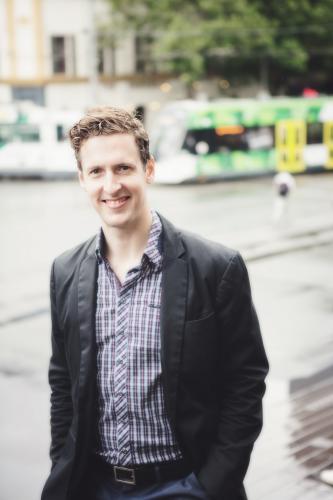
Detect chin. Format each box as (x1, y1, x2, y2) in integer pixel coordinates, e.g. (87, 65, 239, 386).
(103, 215, 130, 228)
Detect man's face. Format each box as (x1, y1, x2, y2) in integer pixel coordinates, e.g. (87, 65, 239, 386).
(78, 133, 154, 232)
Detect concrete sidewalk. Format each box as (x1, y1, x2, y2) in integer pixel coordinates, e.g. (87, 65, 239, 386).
(243, 226, 333, 498)
(246, 368, 333, 499)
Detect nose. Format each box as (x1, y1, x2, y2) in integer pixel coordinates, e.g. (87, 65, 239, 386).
(103, 170, 122, 195)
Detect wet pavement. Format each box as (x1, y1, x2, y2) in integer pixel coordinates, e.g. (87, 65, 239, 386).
(0, 173, 333, 500)
(246, 360, 333, 499)
(244, 241, 333, 499)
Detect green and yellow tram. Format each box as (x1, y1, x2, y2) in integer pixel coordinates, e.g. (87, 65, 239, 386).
(151, 97, 333, 183)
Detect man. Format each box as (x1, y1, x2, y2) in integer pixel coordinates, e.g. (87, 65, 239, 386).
(41, 106, 268, 500)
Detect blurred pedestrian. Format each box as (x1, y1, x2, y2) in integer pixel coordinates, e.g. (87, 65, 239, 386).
(41, 106, 268, 500)
(272, 171, 295, 226)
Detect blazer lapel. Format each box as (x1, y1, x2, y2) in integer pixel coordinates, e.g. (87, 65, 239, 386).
(159, 215, 187, 425)
(77, 240, 98, 408)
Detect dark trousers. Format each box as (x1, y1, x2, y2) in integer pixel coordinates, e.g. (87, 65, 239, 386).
(85, 462, 209, 499)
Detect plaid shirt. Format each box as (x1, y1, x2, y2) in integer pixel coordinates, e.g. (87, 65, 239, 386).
(94, 211, 182, 465)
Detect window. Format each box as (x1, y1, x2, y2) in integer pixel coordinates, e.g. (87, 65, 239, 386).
(51, 36, 76, 75)
(245, 127, 274, 150)
(135, 35, 155, 74)
(153, 125, 185, 160)
(97, 46, 104, 74)
(182, 128, 246, 155)
(150, 111, 186, 160)
(56, 125, 66, 142)
(280, 127, 287, 145)
(307, 122, 322, 145)
(12, 86, 45, 105)
(182, 126, 274, 155)
(0, 124, 40, 143)
(295, 128, 301, 145)
(97, 45, 117, 76)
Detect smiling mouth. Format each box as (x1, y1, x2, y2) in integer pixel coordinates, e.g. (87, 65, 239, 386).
(102, 196, 130, 208)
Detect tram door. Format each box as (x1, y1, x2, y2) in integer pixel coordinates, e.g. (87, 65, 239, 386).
(323, 121, 333, 169)
(276, 120, 306, 172)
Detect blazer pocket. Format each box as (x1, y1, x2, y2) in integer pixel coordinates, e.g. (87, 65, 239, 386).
(183, 312, 218, 378)
(185, 310, 215, 325)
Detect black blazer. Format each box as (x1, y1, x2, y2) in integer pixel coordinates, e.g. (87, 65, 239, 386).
(41, 215, 268, 500)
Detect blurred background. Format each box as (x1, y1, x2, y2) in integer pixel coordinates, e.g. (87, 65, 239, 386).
(1, 0, 333, 499)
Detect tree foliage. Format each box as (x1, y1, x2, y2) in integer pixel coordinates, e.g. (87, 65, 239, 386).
(104, 0, 333, 92)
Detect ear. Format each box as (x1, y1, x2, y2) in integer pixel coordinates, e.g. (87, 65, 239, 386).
(145, 157, 155, 184)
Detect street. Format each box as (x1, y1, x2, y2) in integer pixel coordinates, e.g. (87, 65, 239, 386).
(1, 173, 333, 500)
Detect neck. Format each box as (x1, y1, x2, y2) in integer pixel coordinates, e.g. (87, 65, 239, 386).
(102, 209, 153, 264)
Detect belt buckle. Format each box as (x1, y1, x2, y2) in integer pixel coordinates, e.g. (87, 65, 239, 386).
(114, 465, 136, 485)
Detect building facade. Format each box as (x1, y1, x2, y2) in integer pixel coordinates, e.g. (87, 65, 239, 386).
(0, 0, 186, 114)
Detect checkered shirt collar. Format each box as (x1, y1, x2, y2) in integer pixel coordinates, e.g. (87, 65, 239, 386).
(95, 210, 163, 268)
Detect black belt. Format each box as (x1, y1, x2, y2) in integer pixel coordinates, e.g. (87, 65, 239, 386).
(92, 454, 191, 486)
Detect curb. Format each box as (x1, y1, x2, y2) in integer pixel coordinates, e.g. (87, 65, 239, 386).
(242, 225, 333, 261)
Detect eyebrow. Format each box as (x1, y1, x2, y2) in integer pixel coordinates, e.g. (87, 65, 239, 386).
(86, 162, 136, 170)
(87, 165, 102, 171)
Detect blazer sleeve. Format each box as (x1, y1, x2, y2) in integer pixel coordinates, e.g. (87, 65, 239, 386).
(198, 252, 269, 500)
(48, 261, 73, 468)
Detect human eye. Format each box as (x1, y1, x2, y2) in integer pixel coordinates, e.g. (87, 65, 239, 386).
(89, 167, 102, 176)
(117, 164, 131, 173)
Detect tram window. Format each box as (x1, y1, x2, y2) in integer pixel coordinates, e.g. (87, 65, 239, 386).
(0, 125, 12, 143)
(183, 126, 275, 155)
(280, 128, 287, 145)
(56, 125, 66, 142)
(245, 126, 274, 150)
(295, 128, 300, 145)
(15, 124, 40, 142)
(218, 131, 248, 152)
(279, 151, 288, 163)
(152, 122, 185, 160)
(307, 122, 322, 144)
(183, 128, 247, 154)
(0, 124, 40, 142)
(183, 129, 216, 154)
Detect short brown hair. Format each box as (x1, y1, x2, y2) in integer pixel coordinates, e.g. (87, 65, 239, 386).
(68, 106, 151, 170)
